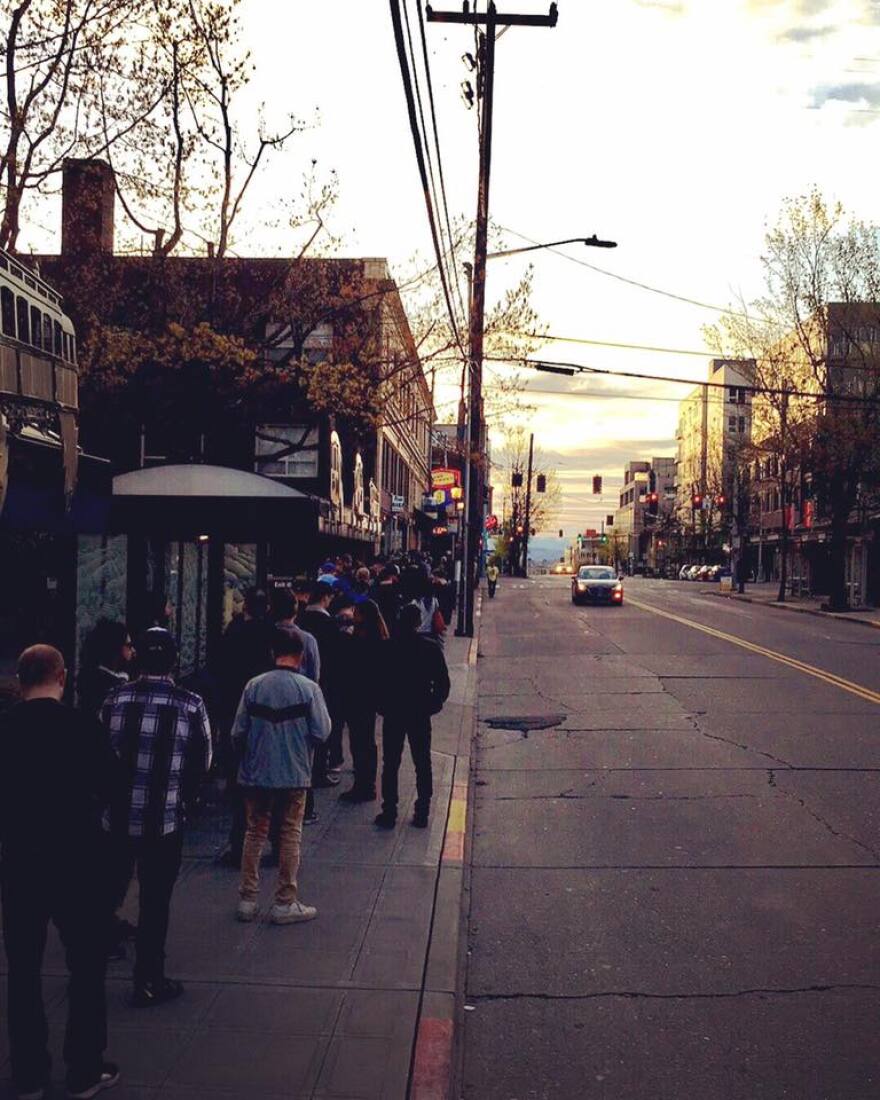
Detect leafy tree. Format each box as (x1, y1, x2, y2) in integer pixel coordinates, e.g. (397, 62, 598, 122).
(706, 190, 880, 609)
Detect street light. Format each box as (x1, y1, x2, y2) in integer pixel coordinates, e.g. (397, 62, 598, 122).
(487, 235, 618, 260)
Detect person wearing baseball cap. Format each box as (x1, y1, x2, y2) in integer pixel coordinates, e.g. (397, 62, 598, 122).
(102, 629, 212, 1008)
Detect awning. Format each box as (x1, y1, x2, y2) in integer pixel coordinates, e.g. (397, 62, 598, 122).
(111, 463, 321, 540)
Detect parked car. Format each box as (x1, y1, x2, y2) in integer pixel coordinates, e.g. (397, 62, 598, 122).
(678, 564, 693, 580)
(571, 565, 624, 606)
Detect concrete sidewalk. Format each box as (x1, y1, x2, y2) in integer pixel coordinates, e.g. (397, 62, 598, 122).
(704, 581, 880, 628)
(0, 633, 477, 1100)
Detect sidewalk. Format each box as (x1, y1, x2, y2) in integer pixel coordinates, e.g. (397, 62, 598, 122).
(0, 633, 477, 1100)
(705, 581, 880, 629)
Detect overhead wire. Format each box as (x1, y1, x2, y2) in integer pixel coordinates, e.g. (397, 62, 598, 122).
(496, 224, 765, 321)
(414, 0, 469, 330)
(485, 353, 880, 405)
(389, 0, 467, 361)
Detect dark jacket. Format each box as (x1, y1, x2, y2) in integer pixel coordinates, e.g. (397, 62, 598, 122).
(218, 616, 275, 723)
(376, 635, 451, 718)
(0, 699, 120, 863)
(76, 664, 129, 721)
(344, 634, 384, 716)
(372, 583, 402, 630)
(299, 607, 342, 701)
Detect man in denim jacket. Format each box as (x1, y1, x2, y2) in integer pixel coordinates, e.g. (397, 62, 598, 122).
(231, 629, 331, 925)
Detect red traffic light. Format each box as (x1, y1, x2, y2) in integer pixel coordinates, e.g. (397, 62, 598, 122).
(692, 494, 702, 508)
(715, 494, 726, 506)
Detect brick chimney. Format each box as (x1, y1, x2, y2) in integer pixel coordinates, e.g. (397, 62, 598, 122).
(61, 158, 115, 256)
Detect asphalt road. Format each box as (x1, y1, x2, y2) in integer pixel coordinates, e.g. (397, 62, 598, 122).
(461, 575, 880, 1100)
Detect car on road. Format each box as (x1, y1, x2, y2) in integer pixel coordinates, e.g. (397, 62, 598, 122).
(551, 562, 573, 575)
(678, 564, 693, 580)
(571, 565, 624, 606)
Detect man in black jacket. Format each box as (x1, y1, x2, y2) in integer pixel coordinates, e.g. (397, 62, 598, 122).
(299, 583, 344, 818)
(375, 604, 451, 830)
(0, 645, 121, 1100)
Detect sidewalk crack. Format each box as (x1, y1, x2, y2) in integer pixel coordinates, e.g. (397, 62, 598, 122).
(468, 983, 880, 1003)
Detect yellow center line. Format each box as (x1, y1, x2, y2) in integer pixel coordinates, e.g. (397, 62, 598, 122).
(627, 596, 880, 706)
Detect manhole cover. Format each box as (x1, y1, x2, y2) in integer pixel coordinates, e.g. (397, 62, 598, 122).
(484, 714, 565, 733)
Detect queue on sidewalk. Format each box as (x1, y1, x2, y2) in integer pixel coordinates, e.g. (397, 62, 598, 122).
(0, 552, 453, 1100)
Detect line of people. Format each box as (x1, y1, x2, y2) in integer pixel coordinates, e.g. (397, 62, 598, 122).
(0, 552, 451, 1100)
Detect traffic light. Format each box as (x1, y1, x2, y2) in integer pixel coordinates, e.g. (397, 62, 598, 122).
(530, 527, 536, 536)
(512, 471, 523, 488)
(558, 529, 564, 538)
(647, 491, 659, 515)
(516, 524, 524, 535)
(536, 473, 547, 493)
(692, 493, 702, 510)
(592, 475, 603, 495)
(600, 533, 608, 544)
(715, 493, 726, 507)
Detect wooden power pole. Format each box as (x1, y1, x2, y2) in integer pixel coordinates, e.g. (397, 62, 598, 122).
(427, 1, 558, 635)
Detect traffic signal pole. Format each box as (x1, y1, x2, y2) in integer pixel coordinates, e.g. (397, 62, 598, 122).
(521, 431, 534, 576)
(427, 2, 558, 635)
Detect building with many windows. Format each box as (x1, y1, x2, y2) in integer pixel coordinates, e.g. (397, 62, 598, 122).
(26, 157, 433, 675)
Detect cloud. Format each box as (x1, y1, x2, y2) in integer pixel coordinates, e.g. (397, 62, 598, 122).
(778, 23, 835, 41)
(811, 80, 880, 106)
(633, 0, 685, 12)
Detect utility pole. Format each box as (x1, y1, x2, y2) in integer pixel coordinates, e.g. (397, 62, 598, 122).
(428, 1, 558, 635)
(521, 431, 534, 576)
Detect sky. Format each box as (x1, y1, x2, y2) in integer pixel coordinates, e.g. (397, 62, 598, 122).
(25, 0, 880, 536)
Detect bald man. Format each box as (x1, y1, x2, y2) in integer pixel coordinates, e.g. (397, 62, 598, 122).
(0, 645, 121, 1100)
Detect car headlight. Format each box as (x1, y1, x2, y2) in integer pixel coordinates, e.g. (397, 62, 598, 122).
(577, 581, 587, 590)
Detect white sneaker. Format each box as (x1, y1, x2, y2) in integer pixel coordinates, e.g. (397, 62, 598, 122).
(270, 901, 317, 924)
(236, 900, 258, 922)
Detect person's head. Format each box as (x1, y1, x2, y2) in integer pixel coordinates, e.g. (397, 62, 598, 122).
(136, 628, 177, 677)
(272, 588, 297, 623)
(354, 599, 390, 641)
(355, 566, 371, 587)
(243, 587, 269, 621)
(309, 581, 335, 609)
(339, 554, 353, 573)
(84, 618, 133, 671)
(334, 599, 355, 633)
(17, 644, 66, 701)
(319, 560, 337, 578)
(147, 591, 173, 630)
(271, 627, 304, 669)
(396, 602, 422, 637)
(293, 578, 311, 609)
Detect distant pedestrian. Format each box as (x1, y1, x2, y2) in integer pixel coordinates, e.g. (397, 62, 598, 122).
(102, 629, 211, 1007)
(338, 600, 389, 804)
(300, 582, 345, 820)
(486, 561, 500, 599)
(1, 645, 122, 1100)
(273, 589, 321, 684)
(232, 629, 330, 924)
(76, 619, 134, 720)
(217, 588, 275, 867)
(372, 565, 402, 630)
(374, 604, 450, 830)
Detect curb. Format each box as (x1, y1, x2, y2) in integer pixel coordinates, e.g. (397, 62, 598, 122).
(706, 590, 880, 630)
(410, 595, 481, 1100)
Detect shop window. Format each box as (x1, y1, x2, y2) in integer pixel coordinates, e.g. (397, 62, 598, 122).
(254, 424, 319, 478)
(1, 287, 14, 336)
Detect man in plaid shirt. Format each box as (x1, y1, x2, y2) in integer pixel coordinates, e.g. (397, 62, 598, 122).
(102, 628, 211, 1008)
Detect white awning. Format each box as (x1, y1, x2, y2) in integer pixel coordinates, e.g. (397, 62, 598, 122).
(113, 464, 309, 499)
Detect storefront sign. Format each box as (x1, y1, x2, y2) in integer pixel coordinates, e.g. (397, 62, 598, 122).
(391, 494, 405, 514)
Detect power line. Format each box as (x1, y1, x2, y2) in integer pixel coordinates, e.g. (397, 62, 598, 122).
(414, 0, 469, 328)
(401, 0, 465, 334)
(389, 0, 466, 360)
(486, 354, 880, 405)
(497, 224, 763, 320)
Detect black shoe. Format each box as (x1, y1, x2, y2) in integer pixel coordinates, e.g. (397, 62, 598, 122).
(131, 977, 184, 1008)
(304, 809, 319, 825)
(313, 773, 341, 788)
(412, 811, 429, 828)
(67, 1061, 121, 1098)
(339, 787, 377, 803)
(374, 811, 397, 829)
(217, 849, 242, 869)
